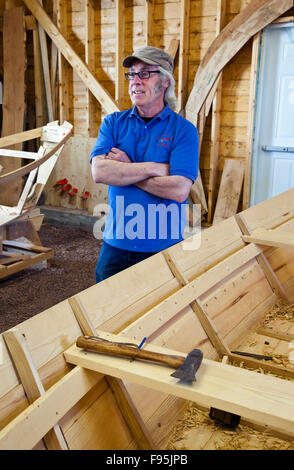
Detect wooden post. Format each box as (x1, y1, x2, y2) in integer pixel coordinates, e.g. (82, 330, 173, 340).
(86, 0, 97, 137)
(162, 250, 230, 358)
(0, 6, 26, 206)
(68, 296, 156, 450)
(207, 0, 226, 223)
(242, 33, 261, 210)
(145, 0, 154, 46)
(3, 328, 68, 450)
(177, 0, 190, 113)
(115, 0, 125, 110)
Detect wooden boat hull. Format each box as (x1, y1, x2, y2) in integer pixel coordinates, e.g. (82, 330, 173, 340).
(0, 188, 294, 449)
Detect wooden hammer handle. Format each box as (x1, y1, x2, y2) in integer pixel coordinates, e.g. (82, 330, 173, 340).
(76, 336, 185, 368)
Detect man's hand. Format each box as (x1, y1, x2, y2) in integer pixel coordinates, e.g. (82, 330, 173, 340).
(105, 147, 131, 163)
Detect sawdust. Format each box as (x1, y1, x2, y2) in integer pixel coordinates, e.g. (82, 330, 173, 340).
(165, 301, 294, 450)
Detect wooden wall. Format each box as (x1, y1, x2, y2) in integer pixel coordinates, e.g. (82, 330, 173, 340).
(1, 1, 292, 215)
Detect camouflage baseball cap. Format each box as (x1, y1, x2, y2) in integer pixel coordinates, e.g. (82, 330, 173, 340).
(122, 46, 174, 73)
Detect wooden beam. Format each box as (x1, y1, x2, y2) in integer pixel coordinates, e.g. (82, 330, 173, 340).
(0, 6, 26, 206)
(57, 0, 70, 123)
(115, 0, 125, 110)
(50, 0, 58, 120)
(3, 329, 68, 450)
(213, 159, 244, 225)
(0, 123, 72, 186)
(64, 335, 294, 439)
(145, 0, 154, 46)
(37, 0, 54, 122)
(185, 0, 293, 126)
(23, 0, 119, 115)
(243, 33, 261, 210)
(67, 296, 155, 450)
(177, 0, 190, 112)
(0, 127, 43, 149)
(167, 39, 179, 61)
(243, 228, 294, 249)
(33, 22, 46, 127)
(162, 250, 230, 358)
(86, 0, 97, 137)
(257, 327, 294, 342)
(207, 0, 226, 223)
(235, 213, 290, 302)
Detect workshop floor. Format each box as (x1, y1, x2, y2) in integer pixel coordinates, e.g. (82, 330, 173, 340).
(0, 224, 101, 332)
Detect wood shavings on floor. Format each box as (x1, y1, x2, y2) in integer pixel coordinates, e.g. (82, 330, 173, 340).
(164, 403, 294, 450)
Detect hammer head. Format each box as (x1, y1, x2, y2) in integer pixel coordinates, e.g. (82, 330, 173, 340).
(170, 349, 203, 383)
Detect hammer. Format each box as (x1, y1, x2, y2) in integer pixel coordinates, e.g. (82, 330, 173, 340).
(76, 336, 203, 383)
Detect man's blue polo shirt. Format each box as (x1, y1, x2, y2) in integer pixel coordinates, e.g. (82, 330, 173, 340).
(90, 105, 199, 252)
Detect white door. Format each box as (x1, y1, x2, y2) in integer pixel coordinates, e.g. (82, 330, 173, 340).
(250, 23, 294, 206)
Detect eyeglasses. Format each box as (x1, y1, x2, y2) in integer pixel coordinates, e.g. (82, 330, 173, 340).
(125, 70, 160, 81)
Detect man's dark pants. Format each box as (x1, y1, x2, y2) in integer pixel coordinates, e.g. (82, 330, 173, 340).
(95, 241, 155, 283)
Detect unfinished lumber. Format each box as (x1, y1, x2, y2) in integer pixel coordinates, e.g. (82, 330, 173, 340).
(177, 0, 190, 113)
(115, 0, 125, 110)
(57, 0, 70, 123)
(145, 0, 154, 46)
(185, 0, 293, 124)
(0, 122, 72, 186)
(0, 6, 26, 207)
(37, 0, 54, 123)
(162, 250, 230, 358)
(243, 228, 294, 250)
(242, 33, 260, 210)
(167, 39, 179, 60)
(23, 0, 119, 115)
(65, 333, 294, 440)
(3, 329, 68, 450)
(207, 0, 227, 224)
(67, 296, 155, 450)
(213, 159, 244, 225)
(257, 327, 294, 342)
(235, 212, 290, 302)
(86, 0, 97, 137)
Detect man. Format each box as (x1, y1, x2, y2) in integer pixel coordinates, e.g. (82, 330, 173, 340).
(90, 46, 199, 283)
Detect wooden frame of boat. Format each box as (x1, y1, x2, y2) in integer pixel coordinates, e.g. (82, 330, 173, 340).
(0, 121, 73, 279)
(0, 188, 294, 450)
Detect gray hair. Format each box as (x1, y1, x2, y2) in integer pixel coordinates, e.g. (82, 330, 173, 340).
(158, 66, 177, 111)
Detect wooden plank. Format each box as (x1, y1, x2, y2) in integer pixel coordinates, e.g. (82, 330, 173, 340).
(167, 39, 179, 60)
(0, 127, 42, 149)
(86, 0, 97, 138)
(57, 0, 70, 123)
(185, 0, 293, 126)
(242, 33, 260, 210)
(0, 6, 26, 206)
(37, 0, 54, 123)
(177, 0, 190, 112)
(23, 0, 119, 115)
(243, 228, 294, 249)
(50, 0, 58, 119)
(0, 123, 72, 186)
(257, 327, 294, 342)
(213, 159, 244, 225)
(3, 329, 68, 450)
(145, 0, 154, 46)
(33, 25, 45, 128)
(0, 366, 101, 450)
(64, 337, 294, 439)
(115, 0, 125, 110)
(120, 243, 264, 342)
(207, 0, 226, 224)
(67, 296, 155, 450)
(162, 249, 230, 357)
(235, 212, 290, 302)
